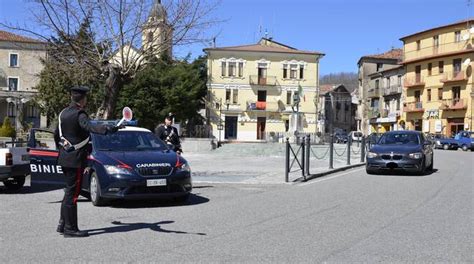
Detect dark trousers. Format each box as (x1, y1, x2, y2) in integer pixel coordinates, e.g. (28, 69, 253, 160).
(59, 167, 84, 231)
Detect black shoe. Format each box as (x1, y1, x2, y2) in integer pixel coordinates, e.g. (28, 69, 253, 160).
(63, 229, 89, 238)
(56, 224, 64, 234)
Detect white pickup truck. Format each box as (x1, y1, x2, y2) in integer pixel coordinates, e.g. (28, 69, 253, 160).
(0, 141, 30, 191)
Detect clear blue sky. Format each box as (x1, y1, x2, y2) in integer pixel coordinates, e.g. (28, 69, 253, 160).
(1, 0, 472, 75)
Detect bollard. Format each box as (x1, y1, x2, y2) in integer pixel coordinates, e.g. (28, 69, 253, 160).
(361, 136, 366, 163)
(305, 135, 311, 176)
(301, 136, 305, 178)
(329, 134, 334, 169)
(285, 138, 290, 182)
(347, 137, 351, 165)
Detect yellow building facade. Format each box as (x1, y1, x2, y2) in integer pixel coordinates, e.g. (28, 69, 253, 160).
(400, 19, 474, 136)
(204, 38, 324, 141)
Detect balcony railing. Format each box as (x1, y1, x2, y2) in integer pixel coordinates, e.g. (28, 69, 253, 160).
(439, 98, 467, 110)
(381, 86, 402, 96)
(403, 41, 469, 62)
(221, 103, 244, 112)
(367, 88, 380, 98)
(404, 76, 425, 88)
(440, 70, 468, 84)
(249, 75, 277, 86)
(403, 102, 424, 112)
(247, 101, 280, 112)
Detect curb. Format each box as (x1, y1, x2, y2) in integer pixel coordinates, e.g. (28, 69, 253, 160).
(293, 163, 366, 183)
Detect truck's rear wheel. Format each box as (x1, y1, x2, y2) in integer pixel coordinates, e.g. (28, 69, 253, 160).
(3, 176, 26, 191)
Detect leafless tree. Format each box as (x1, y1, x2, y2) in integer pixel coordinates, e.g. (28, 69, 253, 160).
(2, 0, 221, 118)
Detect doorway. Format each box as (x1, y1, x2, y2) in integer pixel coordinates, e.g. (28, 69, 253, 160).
(224, 116, 238, 140)
(257, 117, 266, 140)
(257, 63, 267, 85)
(447, 118, 464, 137)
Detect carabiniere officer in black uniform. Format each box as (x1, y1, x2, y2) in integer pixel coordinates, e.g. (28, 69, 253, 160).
(54, 86, 120, 238)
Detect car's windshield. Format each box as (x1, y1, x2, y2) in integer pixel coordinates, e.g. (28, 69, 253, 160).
(93, 131, 168, 151)
(378, 133, 420, 145)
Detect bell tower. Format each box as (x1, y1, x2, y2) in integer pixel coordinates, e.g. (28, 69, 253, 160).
(142, 0, 172, 58)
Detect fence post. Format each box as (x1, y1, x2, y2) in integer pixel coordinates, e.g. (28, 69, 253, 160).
(285, 138, 290, 182)
(305, 135, 311, 176)
(361, 136, 366, 163)
(347, 138, 351, 165)
(329, 134, 334, 169)
(301, 136, 305, 178)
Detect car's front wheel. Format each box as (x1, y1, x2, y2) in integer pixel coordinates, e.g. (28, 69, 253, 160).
(2, 175, 26, 191)
(427, 155, 434, 171)
(90, 172, 108, 206)
(418, 159, 426, 175)
(443, 144, 449, 150)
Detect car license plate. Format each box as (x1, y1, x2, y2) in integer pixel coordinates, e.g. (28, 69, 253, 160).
(147, 179, 166, 187)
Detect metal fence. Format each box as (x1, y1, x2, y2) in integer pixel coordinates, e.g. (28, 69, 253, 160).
(285, 135, 367, 182)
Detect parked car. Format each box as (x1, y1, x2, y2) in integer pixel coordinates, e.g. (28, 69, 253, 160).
(28, 125, 192, 206)
(0, 141, 30, 191)
(436, 131, 474, 151)
(348, 131, 363, 142)
(366, 130, 434, 175)
(334, 130, 348, 144)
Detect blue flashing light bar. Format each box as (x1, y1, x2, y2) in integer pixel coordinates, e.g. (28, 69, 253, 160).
(90, 120, 138, 126)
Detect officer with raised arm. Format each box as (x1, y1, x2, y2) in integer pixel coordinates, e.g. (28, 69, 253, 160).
(54, 86, 121, 238)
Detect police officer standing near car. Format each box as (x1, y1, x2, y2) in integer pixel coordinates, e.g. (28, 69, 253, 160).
(54, 86, 121, 238)
(155, 113, 182, 154)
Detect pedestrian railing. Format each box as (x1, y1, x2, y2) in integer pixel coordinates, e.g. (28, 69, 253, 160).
(285, 135, 366, 182)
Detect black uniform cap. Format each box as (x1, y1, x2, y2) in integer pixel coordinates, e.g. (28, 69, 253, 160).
(70, 85, 90, 95)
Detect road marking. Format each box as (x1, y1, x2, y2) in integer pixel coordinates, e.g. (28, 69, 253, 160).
(298, 167, 364, 186)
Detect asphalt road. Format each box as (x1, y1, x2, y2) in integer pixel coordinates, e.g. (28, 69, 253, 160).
(0, 149, 472, 263)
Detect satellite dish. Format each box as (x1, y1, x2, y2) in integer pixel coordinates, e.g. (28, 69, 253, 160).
(462, 34, 470, 41)
(463, 58, 471, 66)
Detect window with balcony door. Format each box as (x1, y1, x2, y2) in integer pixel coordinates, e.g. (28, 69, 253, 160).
(228, 62, 236, 77)
(221, 61, 226, 76)
(453, 58, 461, 75)
(27, 105, 39, 118)
(386, 77, 390, 89)
(416, 40, 421, 50)
(415, 90, 421, 102)
(225, 89, 231, 103)
(427, 89, 431, 102)
(452, 86, 461, 101)
(238, 62, 243, 77)
(439, 61, 444, 73)
(286, 91, 291, 105)
(428, 63, 432, 76)
(415, 65, 421, 82)
(438, 88, 443, 100)
(232, 89, 238, 104)
(283, 65, 288, 79)
(299, 65, 304, 79)
(454, 31, 461, 43)
(289, 64, 297, 79)
(375, 80, 379, 89)
(396, 98, 400, 110)
(397, 75, 401, 87)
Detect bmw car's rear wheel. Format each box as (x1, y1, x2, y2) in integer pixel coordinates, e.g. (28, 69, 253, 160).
(90, 172, 108, 206)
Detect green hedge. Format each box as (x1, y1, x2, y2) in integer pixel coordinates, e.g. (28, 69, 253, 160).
(0, 117, 17, 138)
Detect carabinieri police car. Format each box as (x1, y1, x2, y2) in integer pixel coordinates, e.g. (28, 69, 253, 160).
(27, 122, 192, 206)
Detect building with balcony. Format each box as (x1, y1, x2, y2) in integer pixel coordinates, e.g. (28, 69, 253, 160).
(366, 65, 405, 132)
(357, 48, 403, 134)
(204, 38, 324, 141)
(0, 30, 47, 131)
(400, 18, 474, 136)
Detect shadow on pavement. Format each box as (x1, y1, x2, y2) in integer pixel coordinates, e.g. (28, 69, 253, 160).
(370, 168, 439, 177)
(87, 220, 206, 236)
(109, 193, 210, 209)
(0, 182, 64, 195)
